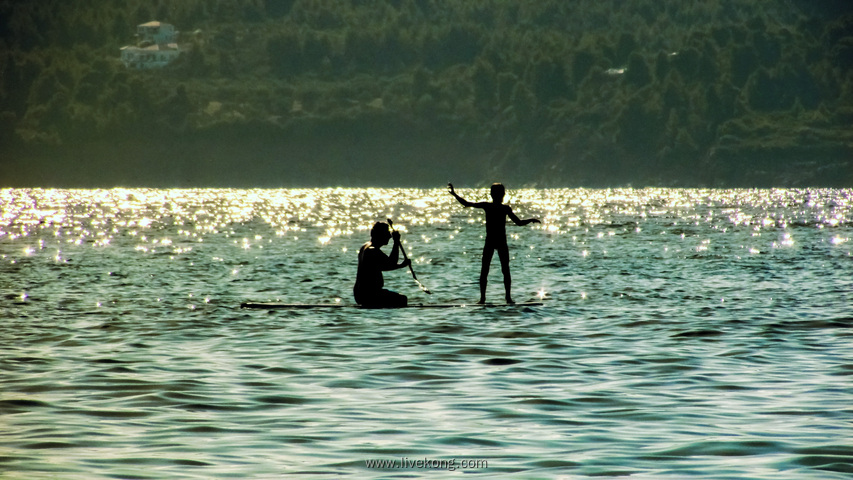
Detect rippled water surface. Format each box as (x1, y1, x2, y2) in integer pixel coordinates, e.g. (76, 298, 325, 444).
(1, 187, 852, 479)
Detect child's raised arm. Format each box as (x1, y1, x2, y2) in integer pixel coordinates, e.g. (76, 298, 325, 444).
(448, 183, 476, 208)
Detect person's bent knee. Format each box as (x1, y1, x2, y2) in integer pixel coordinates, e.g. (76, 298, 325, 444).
(359, 289, 407, 308)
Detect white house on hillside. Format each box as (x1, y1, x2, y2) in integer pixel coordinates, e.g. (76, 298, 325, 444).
(136, 21, 178, 45)
(120, 43, 181, 69)
(120, 21, 181, 69)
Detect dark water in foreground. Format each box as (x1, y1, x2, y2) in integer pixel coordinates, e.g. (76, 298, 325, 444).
(1, 187, 852, 479)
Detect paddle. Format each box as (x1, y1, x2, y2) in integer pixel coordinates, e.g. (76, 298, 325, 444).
(387, 218, 432, 294)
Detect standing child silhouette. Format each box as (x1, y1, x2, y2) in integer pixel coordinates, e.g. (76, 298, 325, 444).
(448, 183, 540, 304)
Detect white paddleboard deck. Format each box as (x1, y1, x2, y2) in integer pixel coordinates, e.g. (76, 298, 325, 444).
(240, 301, 544, 310)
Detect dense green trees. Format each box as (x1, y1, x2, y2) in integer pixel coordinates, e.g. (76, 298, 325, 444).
(0, 0, 851, 186)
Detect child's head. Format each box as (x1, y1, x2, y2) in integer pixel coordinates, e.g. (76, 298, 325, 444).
(490, 183, 505, 202)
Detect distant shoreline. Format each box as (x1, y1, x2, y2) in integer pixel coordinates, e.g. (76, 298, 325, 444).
(2, 122, 850, 188)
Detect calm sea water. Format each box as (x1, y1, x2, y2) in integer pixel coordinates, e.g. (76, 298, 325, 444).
(1, 187, 851, 479)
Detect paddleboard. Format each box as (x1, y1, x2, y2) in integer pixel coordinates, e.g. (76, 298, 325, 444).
(240, 301, 543, 310)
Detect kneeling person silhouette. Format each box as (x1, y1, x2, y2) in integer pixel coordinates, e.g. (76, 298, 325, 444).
(353, 222, 411, 308)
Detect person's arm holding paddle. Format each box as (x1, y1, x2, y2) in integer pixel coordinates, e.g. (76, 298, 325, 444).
(387, 219, 431, 294)
(385, 230, 411, 271)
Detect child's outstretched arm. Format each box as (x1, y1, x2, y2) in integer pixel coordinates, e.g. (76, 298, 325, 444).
(448, 183, 475, 207)
(508, 208, 541, 226)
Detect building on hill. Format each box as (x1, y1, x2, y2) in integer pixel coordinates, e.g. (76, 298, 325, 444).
(120, 43, 181, 69)
(120, 21, 181, 69)
(136, 21, 178, 45)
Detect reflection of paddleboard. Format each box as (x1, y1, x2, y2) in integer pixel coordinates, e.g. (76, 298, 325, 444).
(240, 301, 544, 310)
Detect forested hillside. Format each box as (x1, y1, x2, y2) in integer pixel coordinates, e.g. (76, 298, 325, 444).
(1, 0, 851, 187)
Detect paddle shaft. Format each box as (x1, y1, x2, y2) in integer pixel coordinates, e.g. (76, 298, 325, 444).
(387, 219, 431, 294)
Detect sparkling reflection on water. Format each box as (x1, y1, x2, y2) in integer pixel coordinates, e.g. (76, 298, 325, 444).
(1, 187, 852, 479)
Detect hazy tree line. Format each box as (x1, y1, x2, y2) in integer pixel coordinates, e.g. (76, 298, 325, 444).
(0, 0, 851, 186)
